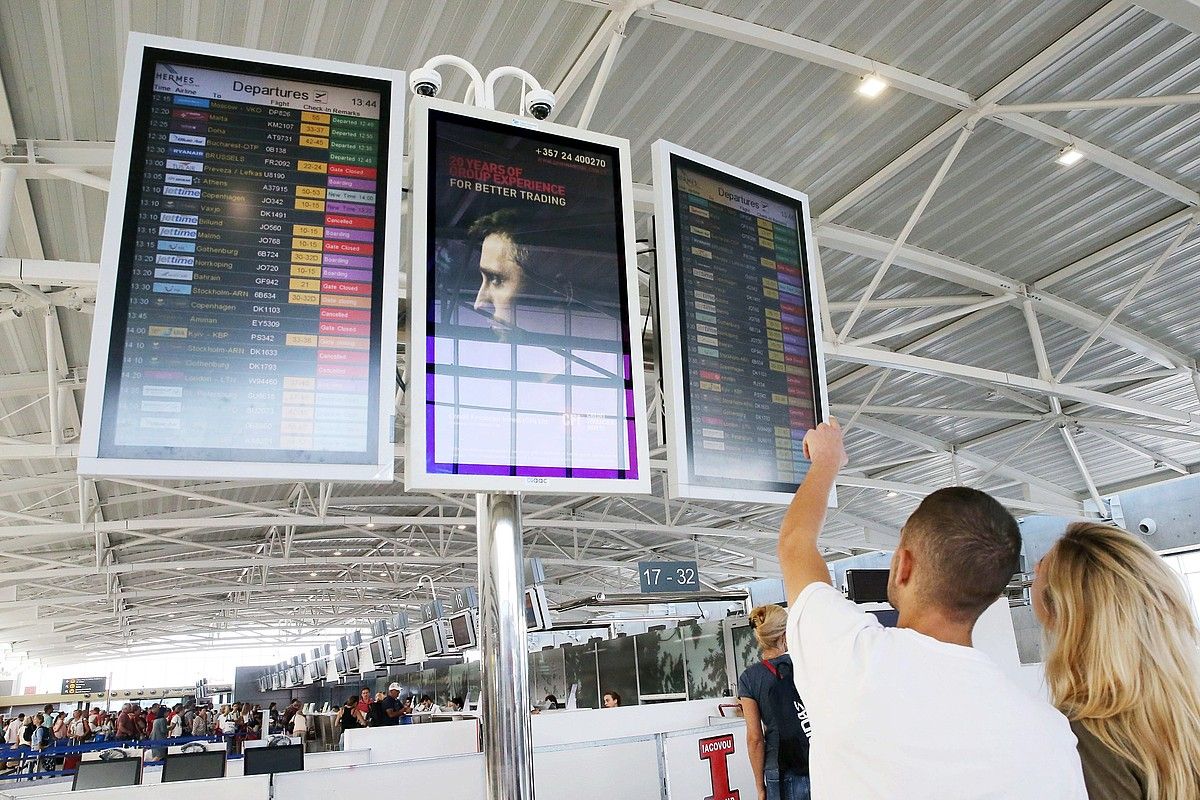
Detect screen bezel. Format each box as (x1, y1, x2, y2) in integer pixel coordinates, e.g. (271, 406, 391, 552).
(161, 750, 227, 783)
(419, 621, 445, 656)
(385, 632, 406, 663)
(651, 140, 834, 506)
(77, 32, 403, 481)
(72, 756, 143, 790)
(345, 646, 360, 673)
(405, 96, 650, 495)
(448, 609, 477, 650)
(243, 743, 304, 776)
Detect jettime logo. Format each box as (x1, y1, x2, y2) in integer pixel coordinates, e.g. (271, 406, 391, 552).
(698, 734, 740, 800)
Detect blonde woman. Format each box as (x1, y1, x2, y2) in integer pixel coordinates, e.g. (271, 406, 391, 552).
(737, 604, 811, 800)
(1033, 522, 1200, 800)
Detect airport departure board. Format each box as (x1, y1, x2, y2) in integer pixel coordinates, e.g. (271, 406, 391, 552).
(652, 141, 831, 505)
(405, 98, 650, 495)
(80, 36, 403, 480)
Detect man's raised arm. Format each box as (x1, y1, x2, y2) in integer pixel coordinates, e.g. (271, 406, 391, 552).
(779, 419, 848, 604)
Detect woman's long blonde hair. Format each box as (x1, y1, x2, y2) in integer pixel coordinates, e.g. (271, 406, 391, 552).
(750, 604, 787, 653)
(1039, 522, 1200, 800)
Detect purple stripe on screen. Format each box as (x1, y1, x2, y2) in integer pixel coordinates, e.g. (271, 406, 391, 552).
(323, 227, 375, 243)
(516, 466, 567, 477)
(323, 254, 373, 269)
(573, 468, 619, 479)
(462, 464, 512, 476)
(327, 176, 377, 191)
(626, 419, 639, 476)
(322, 267, 374, 282)
(326, 201, 375, 216)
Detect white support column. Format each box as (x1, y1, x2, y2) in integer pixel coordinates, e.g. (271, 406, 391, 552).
(847, 294, 1011, 346)
(0, 167, 16, 254)
(837, 121, 976, 343)
(1083, 427, 1188, 475)
(1055, 218, 1197, 381)
(1021, 299, 1106, 511)
(989, 93, 1200, 113)
(44, 308, 60, 446)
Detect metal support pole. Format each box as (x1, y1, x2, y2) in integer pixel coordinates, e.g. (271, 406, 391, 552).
(476, 492, 534, 800)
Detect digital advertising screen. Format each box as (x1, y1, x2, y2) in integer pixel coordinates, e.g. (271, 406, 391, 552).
(79, 34, 404, 481)
(651, 141, 832, 505)
(406, 99, 649, 494)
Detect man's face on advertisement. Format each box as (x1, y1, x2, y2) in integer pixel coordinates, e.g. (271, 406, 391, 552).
(474, 232, 525, 333)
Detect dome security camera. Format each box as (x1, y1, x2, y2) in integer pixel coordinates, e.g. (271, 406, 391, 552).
(409, 67, 442, 98)
(525, 88, 556, 120)
(1137, 518, 1157, 536)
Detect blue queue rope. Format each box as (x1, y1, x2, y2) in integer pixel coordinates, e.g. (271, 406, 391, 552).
(0, 734, 231, 781)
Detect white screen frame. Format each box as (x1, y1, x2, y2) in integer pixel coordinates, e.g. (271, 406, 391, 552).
(447, 608, 478, 651)
(651, 140, 835, 506)
(78, 33, 404, 481)
(406, 96, 650, 495)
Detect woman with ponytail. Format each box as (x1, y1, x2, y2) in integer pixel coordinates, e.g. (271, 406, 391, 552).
(1033, 522, 1200, 800)
(737, 604, 811, 800)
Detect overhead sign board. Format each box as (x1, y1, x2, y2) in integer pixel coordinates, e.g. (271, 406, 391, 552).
(406, 98, 650, 494)
(61, 677, 108, 695)
(651, 140, 833, 505)
(638, 560, 701, 593)
(79, 33, 404, 481)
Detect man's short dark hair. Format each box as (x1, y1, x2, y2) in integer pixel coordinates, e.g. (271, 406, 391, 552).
(901, 487, 1021, 621)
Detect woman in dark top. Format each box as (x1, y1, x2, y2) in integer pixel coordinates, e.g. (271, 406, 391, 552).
(335, 695, 363, 750)
(737, 604, 810, 800)
(1033, 522, 1200, 800)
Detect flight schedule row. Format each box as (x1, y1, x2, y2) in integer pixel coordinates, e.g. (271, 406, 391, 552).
(109, 88, 383, 455)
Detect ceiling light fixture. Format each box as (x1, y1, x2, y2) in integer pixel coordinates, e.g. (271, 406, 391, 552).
(886, 491, 899, 498)
(309, 571, 317, 577)
(287, 588, 296, 592)
(1056, 145, 1084, 166)
(857, 74, 888, 98)
(366, 522, 376, 529)
(333, 550, 343, 556)
(457, 524, 467, 530)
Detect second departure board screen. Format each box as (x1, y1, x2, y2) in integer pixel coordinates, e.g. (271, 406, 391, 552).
(94, 48, 393, 469)
(662, 149, 825, 500)
(411, 104, 645, 492)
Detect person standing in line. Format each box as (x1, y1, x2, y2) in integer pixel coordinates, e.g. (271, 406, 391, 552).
(739, 604, 811, 800)
(1033, 522, 1200, 800)
(4, 713, 24, 768)
(68, 709, 90, 745)
(167, 705, 184, 739)
(114, 703, 137, 741)
(190, 707, 208, 737)
(778, 418, 1086, 799)
(149, 708, 169, 761)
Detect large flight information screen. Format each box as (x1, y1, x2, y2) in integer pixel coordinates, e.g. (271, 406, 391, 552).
(81, 38, 401, 480)
(653, 142, 829, 504)
(406, 100, 649, 494)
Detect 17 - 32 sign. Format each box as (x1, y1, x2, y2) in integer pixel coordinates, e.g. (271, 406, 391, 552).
(639, 560, 700, 593)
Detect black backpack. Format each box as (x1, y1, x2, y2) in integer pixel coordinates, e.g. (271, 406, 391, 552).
(761, 657, 811, 773)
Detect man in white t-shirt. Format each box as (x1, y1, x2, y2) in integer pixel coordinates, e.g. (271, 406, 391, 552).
(779, 419, 1086, 800)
